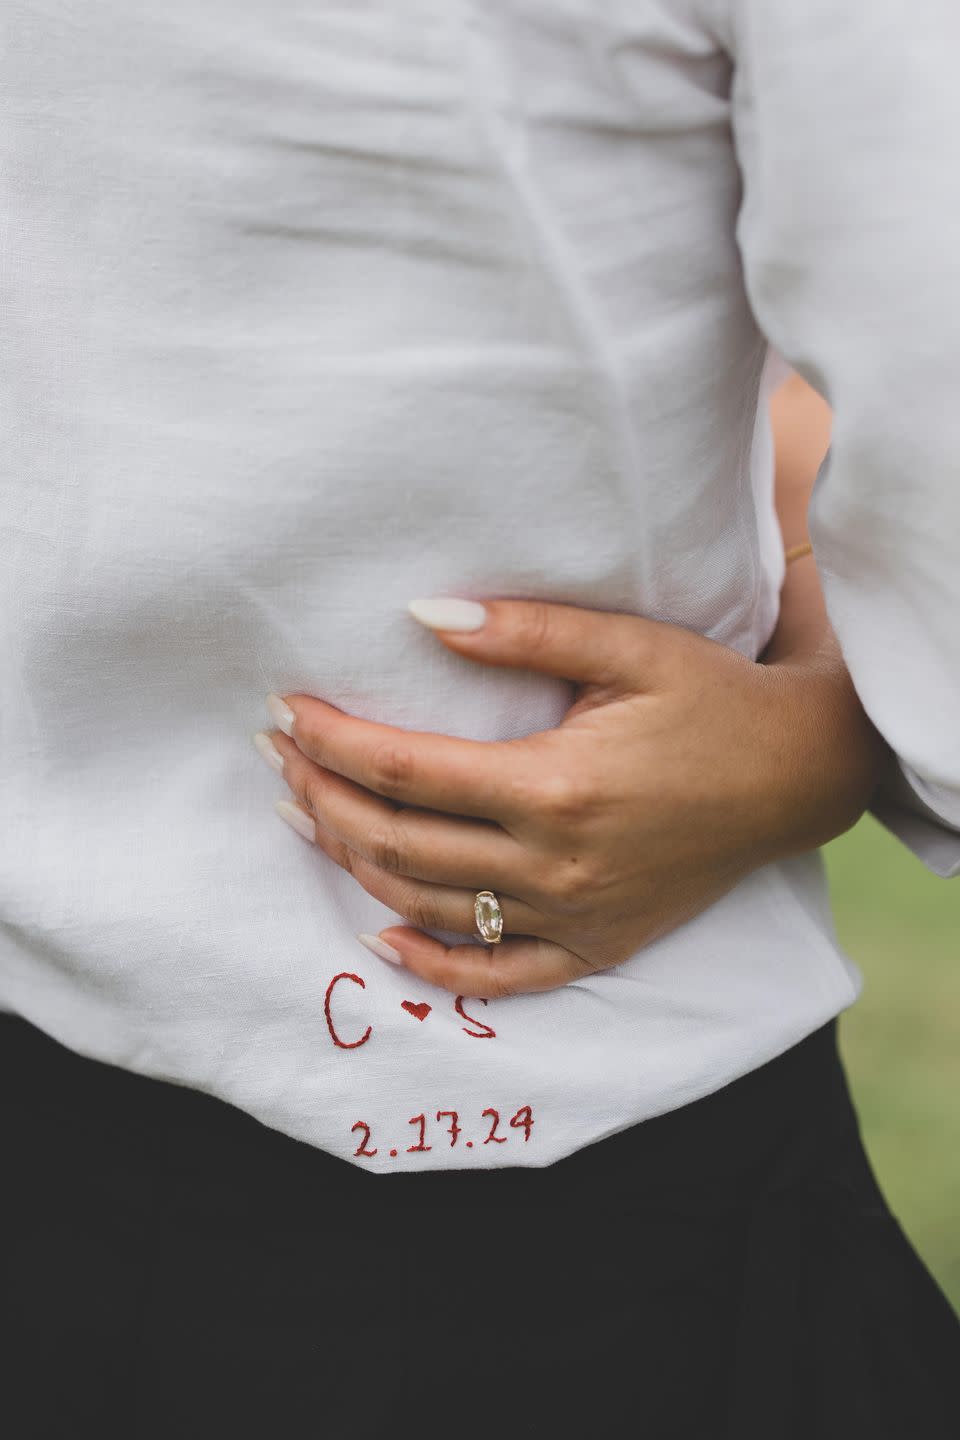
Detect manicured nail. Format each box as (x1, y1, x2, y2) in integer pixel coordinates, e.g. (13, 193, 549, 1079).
(408, 596, 487, 632)
(266, 692, 295, 737)
(274, 799, 316, 842)
(356, 932, 404, 965)
(253, 731, 284, 774)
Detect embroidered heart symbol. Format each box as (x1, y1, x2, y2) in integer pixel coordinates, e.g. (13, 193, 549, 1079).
(401, 1000, 431, 1022)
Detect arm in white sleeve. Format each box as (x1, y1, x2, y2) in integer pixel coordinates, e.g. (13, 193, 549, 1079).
(724, 0, 960, 877)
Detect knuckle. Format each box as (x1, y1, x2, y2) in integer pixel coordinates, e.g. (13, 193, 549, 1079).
(291, 715, 323, 765)
(534, 770, 590, 825)
(340, 842, 368, 882)
(484, 970, 518, 1001)
(365, 821, 405, 875)
(368, 740, 417, 798)
(330, 838, 360, 880)
(403, 887, 444, 932)
(302, 775, 326, 817)
(514, 601, 554, 657)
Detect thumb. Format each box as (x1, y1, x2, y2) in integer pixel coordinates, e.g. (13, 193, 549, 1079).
(406, 594, 670, 690)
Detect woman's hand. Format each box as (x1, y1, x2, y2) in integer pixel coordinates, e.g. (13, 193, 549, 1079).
(258, 593, 887, 998)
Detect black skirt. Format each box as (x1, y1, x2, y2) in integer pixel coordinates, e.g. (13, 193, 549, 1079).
(1, 1011, 958, 1439)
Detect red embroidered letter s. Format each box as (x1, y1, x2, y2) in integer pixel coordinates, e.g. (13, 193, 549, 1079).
(455, 995, 496, 1039)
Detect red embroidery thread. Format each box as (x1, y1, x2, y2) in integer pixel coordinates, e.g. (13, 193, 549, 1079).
(401, 1000, 431, 1022)
(406, 1113, 433, 1153)
(350, 1105, 534, 1159)
(455, 995, 496, 1039)
(351, 1121, 378, 1157)
(481, 1107, 507, 1144)
(324, 972, 373, 1050)
(509, 1104, 535, 1142)
(436, 1110, 462, 1147)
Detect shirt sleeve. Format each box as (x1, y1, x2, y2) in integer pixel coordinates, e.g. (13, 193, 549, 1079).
(724, 0, 960, 878)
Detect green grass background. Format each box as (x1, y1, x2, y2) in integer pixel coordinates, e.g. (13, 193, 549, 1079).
(823, 814, 960, 1312)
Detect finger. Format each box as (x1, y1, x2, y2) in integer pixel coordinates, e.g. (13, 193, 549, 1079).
(268, 692, 534, 823)
(407, 595, 677, 692)
(273, 799, 549, 940)
(268, 729, 532, 892)
(360, 925, 593, 999)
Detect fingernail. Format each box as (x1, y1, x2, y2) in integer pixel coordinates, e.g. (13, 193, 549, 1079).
(266, 692, 296, 737)
(274, 799, 316, 842)
(253, 731, 284, 774)
(408, 596, 487, 632)
(356, 932, 404, 965)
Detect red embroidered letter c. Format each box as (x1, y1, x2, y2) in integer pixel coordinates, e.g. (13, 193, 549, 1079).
(324, 972, 373, 1051)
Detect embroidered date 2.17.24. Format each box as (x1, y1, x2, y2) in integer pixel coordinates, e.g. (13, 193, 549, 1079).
(352, 1105, 535, 1159)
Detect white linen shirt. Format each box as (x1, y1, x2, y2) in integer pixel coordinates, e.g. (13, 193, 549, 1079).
(2, 0, 958, 1172)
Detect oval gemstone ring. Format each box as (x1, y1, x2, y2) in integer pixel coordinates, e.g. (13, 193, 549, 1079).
(474, 890, 504, 945)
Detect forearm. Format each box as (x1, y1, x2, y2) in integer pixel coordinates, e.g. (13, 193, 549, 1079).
(754, 371, 889, 850)
(759, 371, 832, 665)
